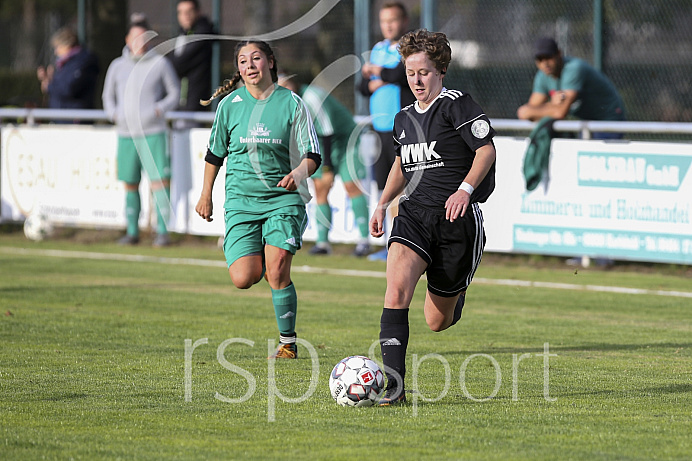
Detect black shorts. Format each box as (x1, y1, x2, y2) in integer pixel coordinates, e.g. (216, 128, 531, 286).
(388, 199, 486, 297)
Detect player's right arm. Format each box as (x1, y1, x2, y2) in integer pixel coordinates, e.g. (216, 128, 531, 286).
(195, 160, 221, 222)
(370, 156, 406, 238)
(196, 99, 229, 221)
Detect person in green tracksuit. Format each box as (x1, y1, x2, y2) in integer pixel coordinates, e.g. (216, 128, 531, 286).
(279, 74, 371, 257)
(195, 40, 321, 359)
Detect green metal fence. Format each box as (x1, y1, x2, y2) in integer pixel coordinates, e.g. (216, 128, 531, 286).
(1, 0, 690, 128)
(435, 0, 692, 126)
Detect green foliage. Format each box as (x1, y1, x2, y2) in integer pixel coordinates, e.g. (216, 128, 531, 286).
(1, 234, 690, 459)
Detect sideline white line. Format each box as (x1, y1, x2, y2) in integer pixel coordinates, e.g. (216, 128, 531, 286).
(2, 246, 692, 299)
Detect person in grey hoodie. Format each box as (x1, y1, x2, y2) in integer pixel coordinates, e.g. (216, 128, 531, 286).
(102, 17, 180, 247)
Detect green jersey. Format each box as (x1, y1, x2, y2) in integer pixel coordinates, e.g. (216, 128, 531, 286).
(208, 84, 320, 211)
(532, 56, 625, 121)
(298, 84, 356, 140)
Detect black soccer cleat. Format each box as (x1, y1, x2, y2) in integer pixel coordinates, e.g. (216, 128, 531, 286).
(378, 385, 406, 406)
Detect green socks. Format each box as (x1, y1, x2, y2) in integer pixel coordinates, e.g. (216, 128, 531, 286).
(125, 190, 141, 237)
(153, 187, 171, 235)
(315, 203, 332, 243)
(316, 195, 368, 243)
(271, 283, 297, 337)
(351, 194, 369, 239)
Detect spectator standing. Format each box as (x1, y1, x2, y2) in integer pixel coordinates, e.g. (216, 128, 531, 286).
(36, 27, 99, 110)
(168, 0, 215, 123)
(102, 18, 180, 247)
(359, 1, 415, 261)
(279, 74, 372, 257)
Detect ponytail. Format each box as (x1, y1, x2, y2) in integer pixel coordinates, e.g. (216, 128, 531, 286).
(200, 71, 242, 106)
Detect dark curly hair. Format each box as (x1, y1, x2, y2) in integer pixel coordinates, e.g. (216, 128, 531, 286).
(200, 40, 278, 106)
(398, 29, 451, 74)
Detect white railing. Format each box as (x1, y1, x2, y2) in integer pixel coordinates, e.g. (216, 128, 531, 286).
(2, 108, 692, 137)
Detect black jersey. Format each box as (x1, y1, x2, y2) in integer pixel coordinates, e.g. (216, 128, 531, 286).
(393, 88, 496, 208)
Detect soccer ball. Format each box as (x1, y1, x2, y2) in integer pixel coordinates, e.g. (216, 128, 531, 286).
(329, 355, 385, 407)
(23, 213, 54, 241)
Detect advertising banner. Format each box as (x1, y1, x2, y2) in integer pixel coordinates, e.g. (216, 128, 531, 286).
(1, 125, 151, 228)
(3, 125, 690, 264)
(482, 137, 692, 264)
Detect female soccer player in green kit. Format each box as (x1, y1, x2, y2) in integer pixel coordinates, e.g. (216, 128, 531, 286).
(195, 40, 321, 359)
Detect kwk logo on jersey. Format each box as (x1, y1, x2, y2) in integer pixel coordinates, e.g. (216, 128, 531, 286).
(400, 141, 441, 164)
(400, 141, 445, 172)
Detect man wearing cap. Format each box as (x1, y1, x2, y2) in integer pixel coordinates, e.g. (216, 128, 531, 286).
(517, 37, 625, 134)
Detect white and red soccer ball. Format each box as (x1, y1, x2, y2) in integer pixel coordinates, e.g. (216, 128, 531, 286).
(329, 355, 385, 407)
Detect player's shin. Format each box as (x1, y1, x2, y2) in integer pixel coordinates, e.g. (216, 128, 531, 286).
(271, 282, 297, 339)
(379, 307, 409, 394)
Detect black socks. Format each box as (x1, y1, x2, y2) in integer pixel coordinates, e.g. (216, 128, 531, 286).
(379, 307, 409, 389)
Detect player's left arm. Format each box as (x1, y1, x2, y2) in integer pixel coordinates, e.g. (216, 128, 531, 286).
(445, 143, 496, 222)
(279, 95, 321, 191)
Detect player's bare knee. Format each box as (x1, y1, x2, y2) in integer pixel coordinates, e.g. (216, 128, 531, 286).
(384, 287, 410, 309)
(426, 317, 449, 332)
(229, 269, 259, 289)
(230, 274, 253, 289)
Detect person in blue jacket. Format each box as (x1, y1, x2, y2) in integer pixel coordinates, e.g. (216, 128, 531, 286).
(359, 2, 415, 261)
(37, 28, 99, 110)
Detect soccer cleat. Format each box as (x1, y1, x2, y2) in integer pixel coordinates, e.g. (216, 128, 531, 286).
(309, 244, 332, 255)
(268, 342, 297, 359)
(353, 242, 372, 257)
(378, 384, 406, 406)
(117, 234, 140, 245)
(152, 233, 171, 247)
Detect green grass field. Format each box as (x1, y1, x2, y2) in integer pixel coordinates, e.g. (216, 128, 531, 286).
(1, 228, 690, 460)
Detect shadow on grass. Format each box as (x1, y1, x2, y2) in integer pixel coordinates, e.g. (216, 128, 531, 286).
(441, 342, 692, 355)
(560, 382, 692, 398)
(41, 392, 89, 401)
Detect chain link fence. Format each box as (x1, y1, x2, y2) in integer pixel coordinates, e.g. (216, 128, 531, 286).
(1, 0, 690, 133)
(436, 0, 692, 138)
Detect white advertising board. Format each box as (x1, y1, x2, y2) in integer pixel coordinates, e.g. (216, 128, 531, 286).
(482, 137, 692, 264)
(1, 125, 151, 228)
(3, 124, 691, 264)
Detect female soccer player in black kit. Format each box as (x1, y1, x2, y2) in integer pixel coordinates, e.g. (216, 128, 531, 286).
(369, 29, 497, 405)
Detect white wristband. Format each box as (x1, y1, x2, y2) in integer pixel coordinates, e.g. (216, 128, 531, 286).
(458, 182, 474, 195)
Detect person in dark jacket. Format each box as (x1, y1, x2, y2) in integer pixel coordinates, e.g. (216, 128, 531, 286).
(168, 0, 215, 117)
(36, 27, 99, 110)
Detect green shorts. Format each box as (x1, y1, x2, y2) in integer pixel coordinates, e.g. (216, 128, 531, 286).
(223, 205, 308, 267)
(117, 132, 170, 183)
(312, 135, 365, 183)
